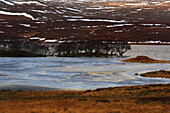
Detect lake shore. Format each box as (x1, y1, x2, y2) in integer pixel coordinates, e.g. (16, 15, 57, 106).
(0, 84, 66, 91)
(136, 70, 170, 79)
(0, 83, 169, 113)
(0, 50, 43, 57)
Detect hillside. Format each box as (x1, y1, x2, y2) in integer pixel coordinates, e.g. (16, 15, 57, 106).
(0, 0, 170, 44)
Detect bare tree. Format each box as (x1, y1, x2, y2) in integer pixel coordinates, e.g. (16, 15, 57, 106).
(55, 39, 131, 56)
(0, 37, 131, 57)
(115, 41, 131, 56)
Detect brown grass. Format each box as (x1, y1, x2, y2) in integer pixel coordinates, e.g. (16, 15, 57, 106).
(122, 56, 170, 63)
(138, 70, 170, 78)
(0, 84, 170, 113)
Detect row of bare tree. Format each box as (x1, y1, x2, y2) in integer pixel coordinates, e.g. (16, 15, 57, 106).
(0, 38, 50, 56)
(56, 40, 131, 56)
(0, 38, 131, 56)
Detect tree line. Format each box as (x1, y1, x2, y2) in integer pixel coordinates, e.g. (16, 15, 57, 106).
(56, 39, 131, 56)
(0, 38, 131, 57)
(0, 38, 51, 56)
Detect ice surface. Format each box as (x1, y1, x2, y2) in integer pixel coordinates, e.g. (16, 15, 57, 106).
(125, 45, 170, 59)
(0, 45, 169, 90)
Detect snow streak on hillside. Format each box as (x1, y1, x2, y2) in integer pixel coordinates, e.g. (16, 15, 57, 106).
(0, 0, 47, 6)
(0, 0, 170, 43)
(0, 10, 35, 20)
(0, 0, 14, 6)
(12, 1, 48, 6)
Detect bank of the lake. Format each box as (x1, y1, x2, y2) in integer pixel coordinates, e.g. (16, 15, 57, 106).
(0, 50, 43, 57)
(136, 70, 170, 79)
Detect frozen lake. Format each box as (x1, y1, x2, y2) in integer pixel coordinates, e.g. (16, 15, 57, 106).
(125, 45, 170, 59)
(0, 45, 170, 90)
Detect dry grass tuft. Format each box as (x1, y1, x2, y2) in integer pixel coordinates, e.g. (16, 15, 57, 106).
(122, 56, 170, 63)
(138, 70, 170, 78)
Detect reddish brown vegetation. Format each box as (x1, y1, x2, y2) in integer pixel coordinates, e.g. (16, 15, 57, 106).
(139, 70, 170, 78)
(0, 84, 170, 113)
(122, 56, 170, 63)
(0, 1, 170, 43)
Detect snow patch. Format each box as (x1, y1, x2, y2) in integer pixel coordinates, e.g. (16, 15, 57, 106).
(0, 31, 5, 33)
(0, 0, 14, 6)
(20, 23, 31, 27)
(12, 1, 47, 7)
(63, 15, 83, 18)
(106, 24, 133, 28)
(67, 19, 126, 23)
(32, 10, 48, 13)
(114, 30, 124, 32)
(136, 9, 142, 11)
(35, 21, 46, 24)
(45, 40, 57, 43)
(125, 2, 148, 6)
(164, 26, 170, 29)
(55, 10, 63, 14)
(30, 37, 46, 41)
(5, 24, 13, 27)
(0, 10, 35, 20)
(86, 6, 116, 10)
(141, 24, 162, 26)
(64, 7, 82, 12)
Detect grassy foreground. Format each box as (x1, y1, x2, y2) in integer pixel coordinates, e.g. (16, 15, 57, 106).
(0, 84, 170, 113)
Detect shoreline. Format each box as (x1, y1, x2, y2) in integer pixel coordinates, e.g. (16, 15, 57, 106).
(0, 84, 64, 91)
(0, 83, 169, 91)
(0, 84, 87, 91)
(1, 82, 170, 91)
(135, 70, 170, 79)
(0, 45, 169, 57)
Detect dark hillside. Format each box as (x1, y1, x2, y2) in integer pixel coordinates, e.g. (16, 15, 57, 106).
(0, 0, 169, 44)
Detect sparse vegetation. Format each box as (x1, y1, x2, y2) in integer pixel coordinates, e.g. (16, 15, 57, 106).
(122, 56, 170, 63)
(0, 84, 169, 113)
(138, 70, 170, 78)
(56, 40, 131, 57)
(0, 50, 43, 57)
(0, 38, 131, 57)
(0, 38, 50, 56)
